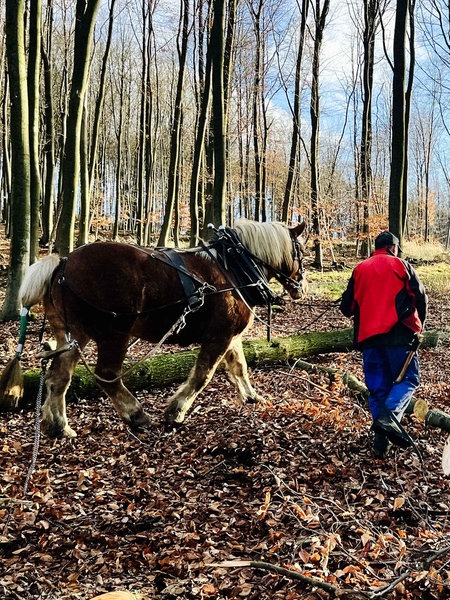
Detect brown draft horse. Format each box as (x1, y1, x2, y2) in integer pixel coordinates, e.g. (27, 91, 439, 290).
(20, 220, 307, 438)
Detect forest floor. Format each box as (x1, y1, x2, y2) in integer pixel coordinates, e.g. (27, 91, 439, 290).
(1, 231, 450, 599)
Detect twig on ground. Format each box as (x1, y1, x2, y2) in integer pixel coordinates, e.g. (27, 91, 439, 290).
(208, 559, 369, 597)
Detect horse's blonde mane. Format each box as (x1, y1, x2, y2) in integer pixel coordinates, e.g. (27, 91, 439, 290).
(233, 220, 294, 269)
(20, 254, 60, 307)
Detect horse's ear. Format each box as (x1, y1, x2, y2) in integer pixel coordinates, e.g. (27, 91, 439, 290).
(290, 222, 306, 238)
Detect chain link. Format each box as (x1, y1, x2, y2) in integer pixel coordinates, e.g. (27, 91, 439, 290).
(23, 360, 47, 497)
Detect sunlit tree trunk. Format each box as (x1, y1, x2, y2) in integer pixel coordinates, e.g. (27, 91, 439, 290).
(2, 0, 30, 320)
(78, 105, 89, 246)
(282, 0, 308, 222)
(310, 0, 330, 269)
(136, 2, 148, 244)
(28, 0, 41, 261)
(112, 48, 127, 241)
(56, 0, 101, 255)
(158, 0, 190, 246)
(250, 0, 263, 221)
(40, 3, 55, 248)
(388, 0, 408, 246)
(1, 67, 12, 228)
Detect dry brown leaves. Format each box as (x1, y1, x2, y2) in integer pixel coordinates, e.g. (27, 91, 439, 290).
(1, 240, 450, 599)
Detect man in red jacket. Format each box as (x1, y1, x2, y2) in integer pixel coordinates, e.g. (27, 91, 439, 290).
(340, 231, 428, 458)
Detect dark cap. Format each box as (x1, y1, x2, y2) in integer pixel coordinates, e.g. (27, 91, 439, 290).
(375, 231, 401, 250)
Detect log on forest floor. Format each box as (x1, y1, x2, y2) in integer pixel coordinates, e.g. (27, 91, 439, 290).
(11, 328, 447, 414)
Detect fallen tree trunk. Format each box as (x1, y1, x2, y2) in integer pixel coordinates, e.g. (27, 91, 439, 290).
(15, 328, 445, 407)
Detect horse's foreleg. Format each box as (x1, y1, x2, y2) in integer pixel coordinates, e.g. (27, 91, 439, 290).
(164, 339, 230, 426)
(42, 344, 84, 438)
(95, 339, 151, 430)
(224, 337, 266, 404)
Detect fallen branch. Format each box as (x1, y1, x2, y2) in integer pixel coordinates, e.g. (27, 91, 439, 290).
(368, 571, 410, 598)
(209, 559, 368, 598)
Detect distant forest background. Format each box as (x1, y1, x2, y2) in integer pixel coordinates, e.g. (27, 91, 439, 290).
(1, 0, 450, 314)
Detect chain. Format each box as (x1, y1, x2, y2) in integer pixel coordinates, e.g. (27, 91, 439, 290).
(75, 305, 195, 385)
(23, 360, 48, 497)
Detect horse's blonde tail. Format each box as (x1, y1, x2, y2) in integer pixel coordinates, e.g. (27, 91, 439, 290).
(20, 254, 61, 308)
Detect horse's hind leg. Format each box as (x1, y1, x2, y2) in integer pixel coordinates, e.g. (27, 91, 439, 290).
(42, 341, 86, 438)
(224, 337, 266, 404)
(95, 338, 151, 430)
(164, 338, 231, 426)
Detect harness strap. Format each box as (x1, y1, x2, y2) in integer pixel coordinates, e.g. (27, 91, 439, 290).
(156, 249, 209, 309)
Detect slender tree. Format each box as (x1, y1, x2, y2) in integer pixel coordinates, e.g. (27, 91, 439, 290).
(189, 0, 213, 246)
(310, 0, 330, 268)
(28, 0, 42, 261)
(158, 0, 190, 246)
(40, 1, 55, 247)
(282, 0, 309, 222)
(388, 0, 408, 244)
(2, 0, 31, 320)
(55, 0, 101, 255)
(210, 0, 227, 228)
(402, 0, 416, 234)
(77, 0, 117, 247)
(358, 0, 379, 256)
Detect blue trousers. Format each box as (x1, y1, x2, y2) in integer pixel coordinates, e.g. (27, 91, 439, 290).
(362, 346, 420, 422)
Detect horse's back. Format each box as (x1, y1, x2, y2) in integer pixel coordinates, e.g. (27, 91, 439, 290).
(62, 242, 175, 314)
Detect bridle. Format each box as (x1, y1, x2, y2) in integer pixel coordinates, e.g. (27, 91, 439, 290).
(268, 235, 306, 296)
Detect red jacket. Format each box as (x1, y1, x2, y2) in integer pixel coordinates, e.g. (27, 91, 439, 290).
(340, 249, 427, 347)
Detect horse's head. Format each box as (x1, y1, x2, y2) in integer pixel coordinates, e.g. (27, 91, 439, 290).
(229, 219, 308, 302)
(281, 222, 307, 300)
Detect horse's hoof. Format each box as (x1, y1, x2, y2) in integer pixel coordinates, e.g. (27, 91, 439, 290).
(63, 425, 77, 438)
(246, 394, 268, 406)
(164, 409, 185, 430)
(42, 420, 76, 439)
(129, 409, 151, 429)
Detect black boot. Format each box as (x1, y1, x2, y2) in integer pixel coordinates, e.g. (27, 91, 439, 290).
(372, 414, 413, 449)
(373, 431, 390, 458)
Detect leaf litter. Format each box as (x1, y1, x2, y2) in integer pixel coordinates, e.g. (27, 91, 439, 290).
(1, 249, 450, 599)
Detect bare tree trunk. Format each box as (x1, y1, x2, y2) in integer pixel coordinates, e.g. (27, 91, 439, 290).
(78, 104, 89, 245)
(250, 0, 263, 221)
(2, 0, 31, 320)
(388, 0, 408, 245)
(190, 0, 212, 246)
(158, 0, 190, 246)
(402, 0, 415, 240)
(28, 0, 42, 262)
(40, 3, 55, 248)
(112, 51, 126, 241)
(210, 0, 227, 228)
(310, 0, 330, 269)
(282, 0, 308, 222)
(359, 0, 379, 257)
(189, 71, 211, 245)
(88, 0, 116, 197)
(56, 0, 101, 255)
(1, 68, 12, 228)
